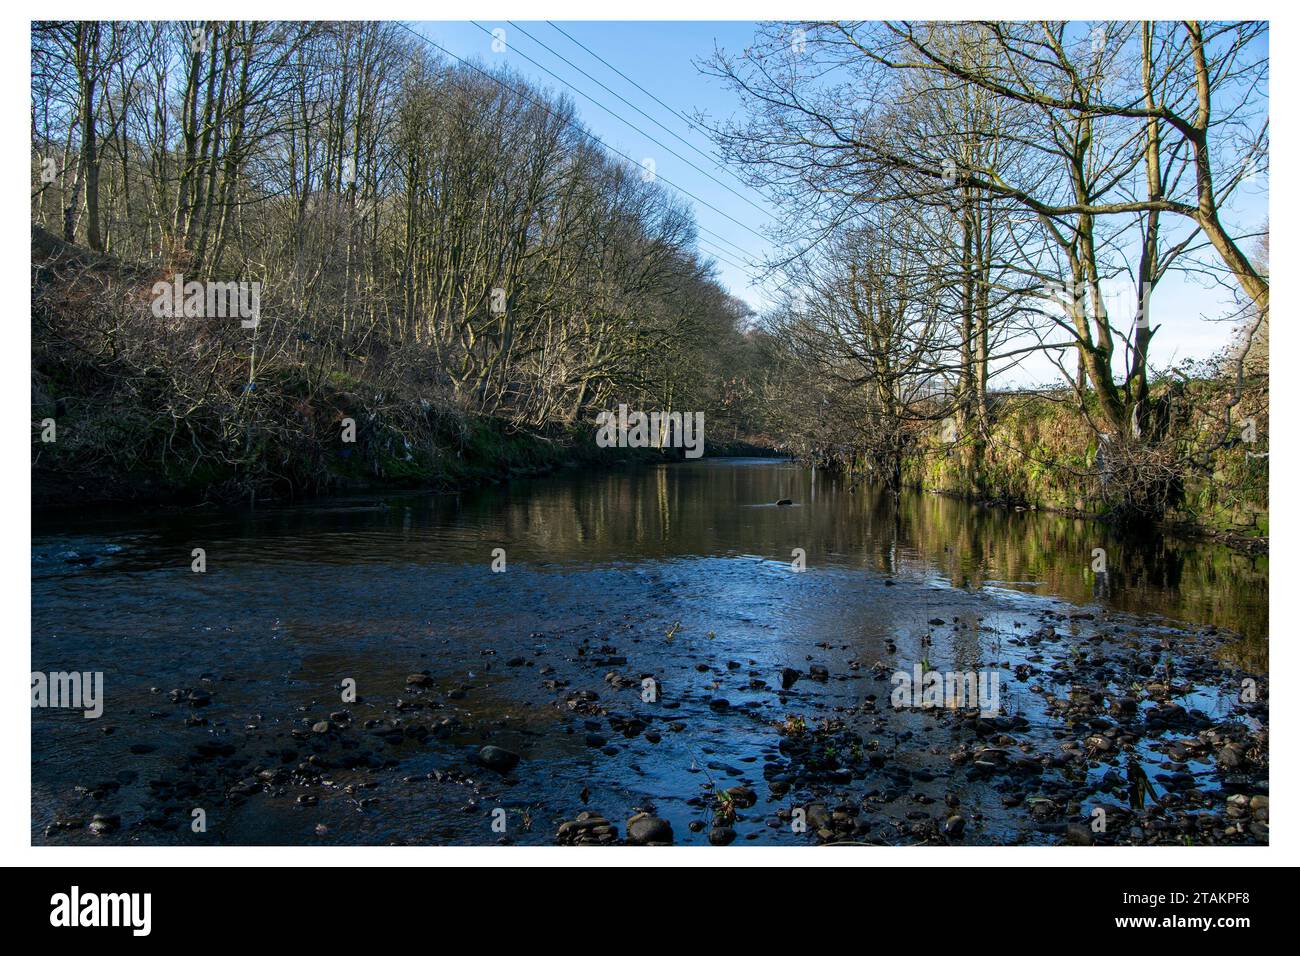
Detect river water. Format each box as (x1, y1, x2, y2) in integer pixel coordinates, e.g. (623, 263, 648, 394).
(32, 458, 1268, 845)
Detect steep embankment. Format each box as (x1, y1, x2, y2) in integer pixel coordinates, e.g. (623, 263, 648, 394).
(31, 227, 729, 510)
(899, 387, 1268, 545)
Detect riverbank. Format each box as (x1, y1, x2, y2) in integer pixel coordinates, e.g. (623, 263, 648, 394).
(32, 225, 780, 513)
(31, 404, 653, 511)
(32, 414, 783, 512)
(873, 385, 1269, 551)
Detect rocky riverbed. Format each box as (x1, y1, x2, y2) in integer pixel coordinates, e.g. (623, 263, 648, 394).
(33, 561, 1266, 847)
(33, 462, 1267, 846)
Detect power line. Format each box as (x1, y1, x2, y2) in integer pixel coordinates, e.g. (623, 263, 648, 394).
(695, 223, 761, 263)
(694, 238, 748, 273)
(393, 21, 768, 269)
(460, 21, 772, 251)
(547, 22, 707, 147)
(506, 20, 775, 223)
(522, 24, 775, 274)
(546, 18, 783, 286)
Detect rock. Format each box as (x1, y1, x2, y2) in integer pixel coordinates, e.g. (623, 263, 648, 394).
(311, 720, 331, 734)
(556, 811, 618, 846)
(405, 673, 433, 688)
(709, 825, 737, 845)
(808, 665, 829, 682)
(1028, 798, 1061, 822)
(944, 814, 966, 838)
(775, 499, 793, 506)
(45, 816, 84, 837)
(780, 667, 801, 690)
(1112, 696, 1139, 717)
(1215, 743, 1246, 769)
(477, 745, 520, 774)
(626, 812, 673, 845)
(725, 785, 757, 809)
(1066, 823, 1095, 846)
(88, 813, 119, 835)
(804, 802, 831, 831)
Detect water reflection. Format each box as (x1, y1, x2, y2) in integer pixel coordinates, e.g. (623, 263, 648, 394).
(34, 458, 1266, 653)
(30, 457, 1268, 845)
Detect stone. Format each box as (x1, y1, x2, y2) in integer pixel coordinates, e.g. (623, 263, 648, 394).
(477, 745, 520, 774)
(626, 812, 673, 845)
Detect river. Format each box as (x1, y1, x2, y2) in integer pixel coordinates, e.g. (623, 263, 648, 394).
(31, 458, 1268, 845)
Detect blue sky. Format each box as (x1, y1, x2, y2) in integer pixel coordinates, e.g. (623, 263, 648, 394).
(413, 20, 1268, 387)
(415, 22, 780, 304)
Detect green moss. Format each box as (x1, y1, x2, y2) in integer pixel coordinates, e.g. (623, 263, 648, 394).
(897, 386, 1267, 537)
